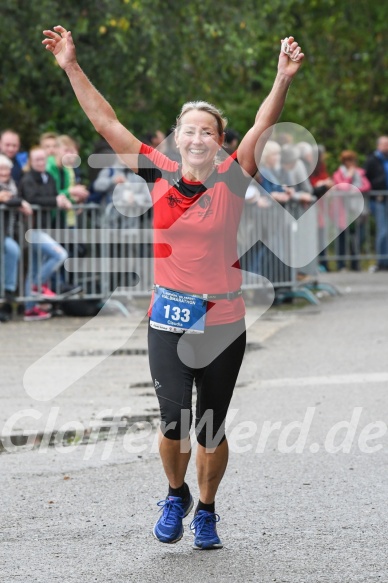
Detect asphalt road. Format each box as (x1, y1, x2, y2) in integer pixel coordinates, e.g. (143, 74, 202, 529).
(1, 272, 388, 582)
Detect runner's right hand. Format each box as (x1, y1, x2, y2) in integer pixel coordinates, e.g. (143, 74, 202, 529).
(42, 25, 77, 70)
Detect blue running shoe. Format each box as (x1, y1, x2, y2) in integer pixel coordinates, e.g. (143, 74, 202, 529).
(153, 495, 194, 544)
(190, 510, 223, 549)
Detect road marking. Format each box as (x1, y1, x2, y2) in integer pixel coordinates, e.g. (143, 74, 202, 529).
(253, 372, 388, 390)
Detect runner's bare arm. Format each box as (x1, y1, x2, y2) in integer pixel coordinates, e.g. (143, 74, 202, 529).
(42, 25, 141, 172)
(237, 36, 304, 177)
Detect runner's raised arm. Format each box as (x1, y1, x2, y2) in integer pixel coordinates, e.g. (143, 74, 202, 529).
(42, 25, 141, 170)
(237, 36, 304, 176)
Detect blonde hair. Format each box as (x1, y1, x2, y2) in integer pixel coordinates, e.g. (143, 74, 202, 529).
(57, 135, 78, 150)
(176, 101, 227, 137)
(261, 140, 281, 165)
(40, 131, 58, 144)
(0, 154, 13, 169)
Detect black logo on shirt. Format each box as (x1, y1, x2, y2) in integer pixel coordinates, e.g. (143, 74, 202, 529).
(166, 193, 183, 207)
(197, 194, 213, 217)
(198, 194, 211, 209)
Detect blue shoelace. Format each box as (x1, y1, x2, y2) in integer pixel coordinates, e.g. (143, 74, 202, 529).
(156, 497, 185, 526)
(190, 511, 220, 538)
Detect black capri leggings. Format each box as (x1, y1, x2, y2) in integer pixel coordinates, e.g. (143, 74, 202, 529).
(147, 318, 246, 448)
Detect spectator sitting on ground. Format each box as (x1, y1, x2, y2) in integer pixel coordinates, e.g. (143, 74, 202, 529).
(19, 147, 71, 321)
(364, 136, 388, 271)
(0, 129, 24, 185)
(0, 154, 32, 322)
(40, 131, 59, 157)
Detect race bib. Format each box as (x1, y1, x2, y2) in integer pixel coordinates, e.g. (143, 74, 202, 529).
(150, 286, 207, 333)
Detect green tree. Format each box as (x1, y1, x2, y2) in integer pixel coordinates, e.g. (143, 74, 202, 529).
(0, 0, 387, 167)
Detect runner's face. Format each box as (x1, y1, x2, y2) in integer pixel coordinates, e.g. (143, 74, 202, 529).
(176, 111, 223, 170)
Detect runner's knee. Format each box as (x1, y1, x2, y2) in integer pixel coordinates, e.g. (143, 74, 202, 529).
(195, 410, 227, 448)
(160, 407, 192, 441)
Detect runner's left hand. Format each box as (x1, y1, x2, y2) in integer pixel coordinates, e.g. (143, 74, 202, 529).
(278, 36, 304, 78)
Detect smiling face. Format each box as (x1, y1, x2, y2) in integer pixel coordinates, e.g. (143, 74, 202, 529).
(175, 110, 224, 174)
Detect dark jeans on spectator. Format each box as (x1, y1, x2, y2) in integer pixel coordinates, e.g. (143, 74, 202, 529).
(369, 197, 388, 269)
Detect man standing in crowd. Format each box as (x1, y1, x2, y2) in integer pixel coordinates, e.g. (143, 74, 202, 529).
(40, 132, 59, 157)
(365, 136, 388, 271)
(0, 130, 23, 185)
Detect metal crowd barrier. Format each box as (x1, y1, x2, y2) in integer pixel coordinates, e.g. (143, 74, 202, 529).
(0, 204, 105, 304)
(103, 202, 154, 296)
(318, 190, 388, 270)
(5, 189, 384, 312)
(238, 196, 320, 300)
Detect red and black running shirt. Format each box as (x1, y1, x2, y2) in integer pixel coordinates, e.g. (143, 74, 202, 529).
(137, 143, 251, 325)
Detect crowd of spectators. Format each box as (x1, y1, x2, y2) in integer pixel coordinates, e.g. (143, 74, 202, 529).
(239, 133, 388, 280)
(1, 126, 388, 322)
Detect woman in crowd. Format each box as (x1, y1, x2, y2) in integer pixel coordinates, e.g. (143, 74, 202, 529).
(332, 150, 371, 270)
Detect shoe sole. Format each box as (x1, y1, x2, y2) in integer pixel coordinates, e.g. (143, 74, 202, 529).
(24, 315, 52, 321)
(58, 286, 83, 297)
(152, 527, 184, 544)
(193, 542, 223, 550)
(153, 496, 194, 544)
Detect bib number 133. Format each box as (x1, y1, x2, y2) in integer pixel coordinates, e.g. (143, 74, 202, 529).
(164, 305, 190, 322)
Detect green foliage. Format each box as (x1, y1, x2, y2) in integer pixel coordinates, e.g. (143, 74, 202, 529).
(0, 0, 387, 164)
